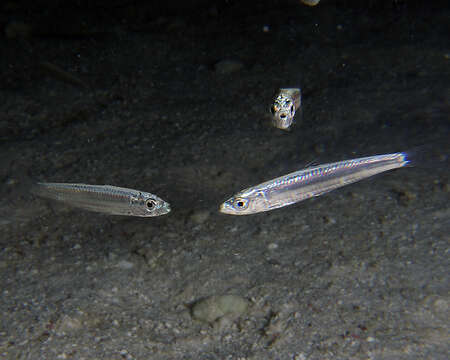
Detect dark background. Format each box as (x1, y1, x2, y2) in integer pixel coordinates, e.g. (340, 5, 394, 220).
(0, 1, 449, 359)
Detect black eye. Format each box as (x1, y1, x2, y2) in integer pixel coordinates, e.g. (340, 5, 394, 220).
(270, 106, 276, 115)
(234, 198, 248, 210)
(146, 199, 157, 210)
(290, 105, 294, 115)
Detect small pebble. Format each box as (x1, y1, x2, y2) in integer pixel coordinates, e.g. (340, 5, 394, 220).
(322, 216, 336, 225)
(189, 209, 210, 225)
(393, 188, 416, 206)
(4, 21, 33, 39)
(423, 296, 449, 321)
(294, 354, 307, 360)
(56, 315, 83, 335)
(192, 295, 248, 323)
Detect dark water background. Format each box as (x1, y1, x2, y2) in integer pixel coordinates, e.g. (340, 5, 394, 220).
(0, 1, 449, 359)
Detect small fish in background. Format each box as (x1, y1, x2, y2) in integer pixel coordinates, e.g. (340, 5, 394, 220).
(270, 88, 302, 130)
(300, 0, 320, 6)
(32, 183, 170, 217)
(220, 149, 431, 215)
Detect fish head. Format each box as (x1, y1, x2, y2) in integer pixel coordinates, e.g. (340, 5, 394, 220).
(271, 95, 295, 130)
(219, 189, 267, 215)
(270, 88, 301, 130)
(130, 192, 171, 217)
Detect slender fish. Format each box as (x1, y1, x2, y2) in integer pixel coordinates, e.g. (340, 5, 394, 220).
(220, 151, 412, 215)
(33, 182, 170, 217)
(270, 88, 302, 130)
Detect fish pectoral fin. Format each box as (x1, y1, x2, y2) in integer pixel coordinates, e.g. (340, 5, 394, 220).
(312, 188, 334, 198)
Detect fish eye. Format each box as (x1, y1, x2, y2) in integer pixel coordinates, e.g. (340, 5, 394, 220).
(145, 199, 157, 210)
(233, 198, 249, 210)
(270, 106, 276, 115)
(290, 105, 294, 115)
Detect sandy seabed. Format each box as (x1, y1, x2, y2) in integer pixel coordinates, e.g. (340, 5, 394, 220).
(0, 1, 449, 359)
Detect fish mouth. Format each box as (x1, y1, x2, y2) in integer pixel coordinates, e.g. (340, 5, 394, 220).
(162, 203, 171, 214)
(219, 201, 234, 214)
(152, 202, 170, 216)
(273, 115, 291, 129)
(276, 115, 291, 127)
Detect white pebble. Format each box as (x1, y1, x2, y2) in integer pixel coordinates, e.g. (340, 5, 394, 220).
(192, 295, 248, 323)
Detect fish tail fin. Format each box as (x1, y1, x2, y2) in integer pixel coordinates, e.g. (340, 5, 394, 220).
(402, 144, 448, 168)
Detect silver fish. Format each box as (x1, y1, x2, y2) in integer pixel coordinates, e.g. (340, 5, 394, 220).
(33, 182, 170, 217)
(220, 152, 411, 215)
(270, 88, 302, 130)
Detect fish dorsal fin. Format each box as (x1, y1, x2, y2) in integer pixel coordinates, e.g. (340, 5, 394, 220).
(302, 159, 319, 169)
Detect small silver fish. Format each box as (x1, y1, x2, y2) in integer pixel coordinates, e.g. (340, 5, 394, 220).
(33, 182, 170, 217)
(270, 88, 302, 130)
(220, 151, 411, 215)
